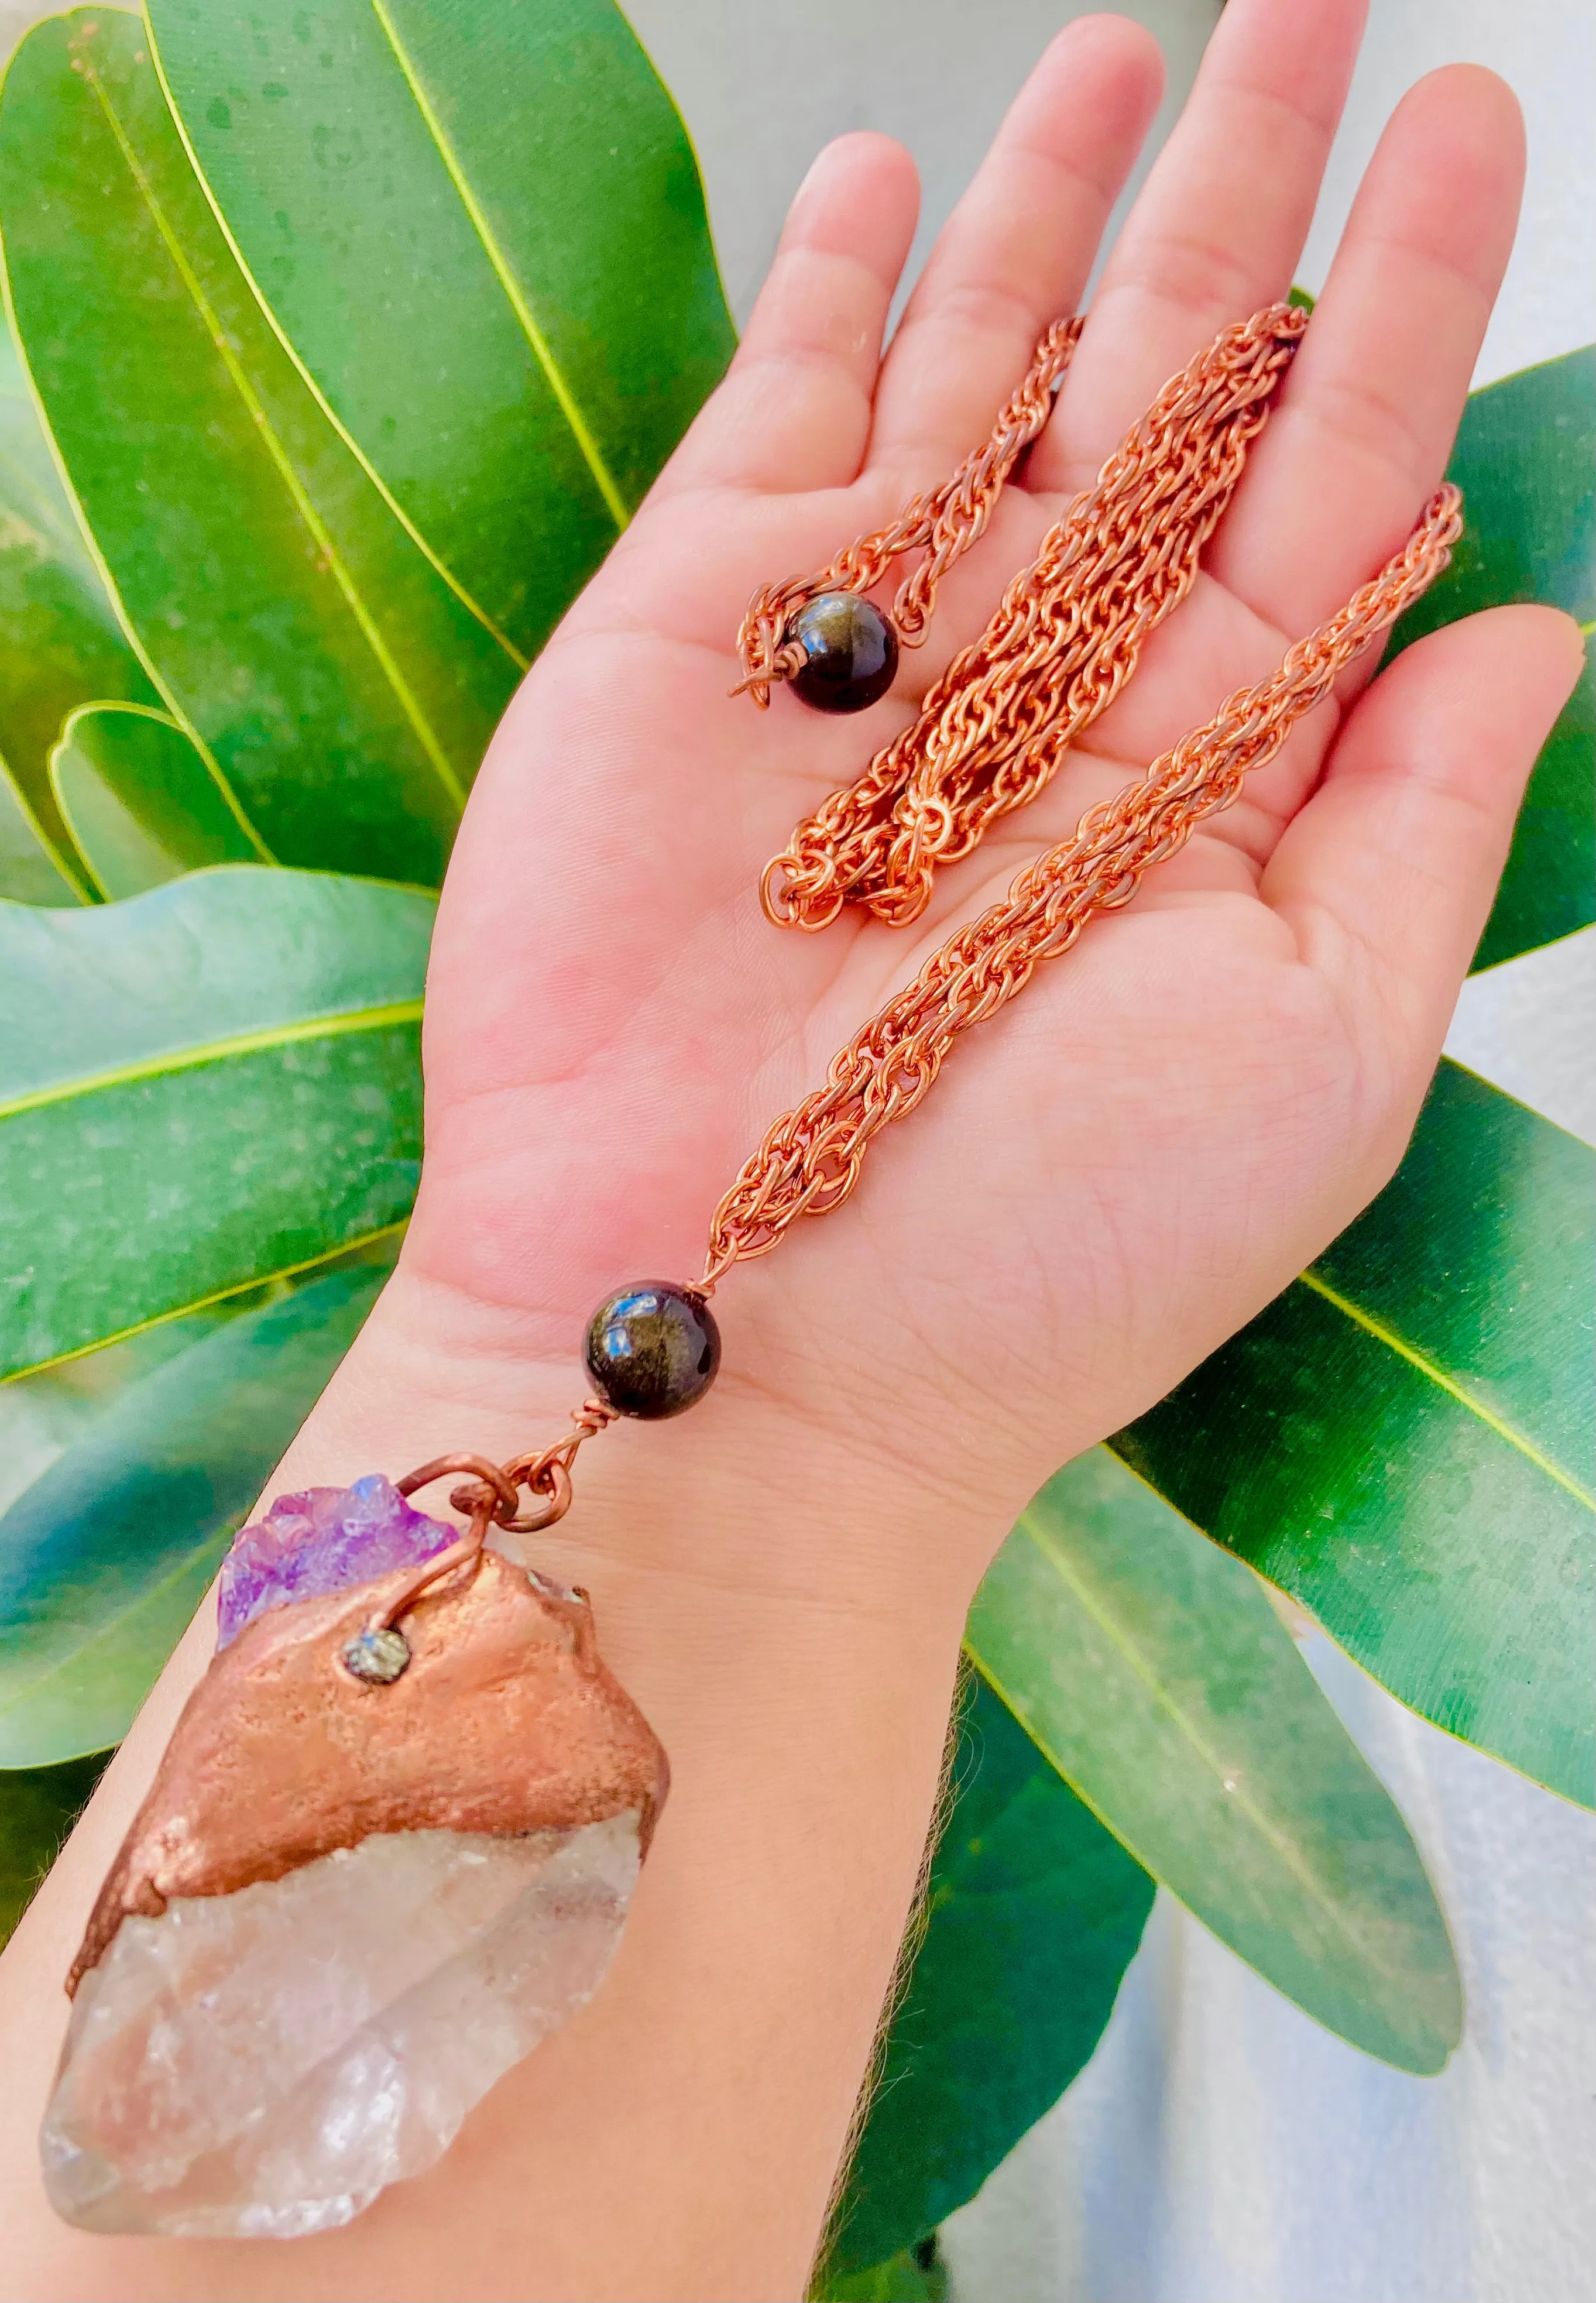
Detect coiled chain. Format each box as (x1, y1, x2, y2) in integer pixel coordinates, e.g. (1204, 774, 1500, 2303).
(755, 304, 1315, 929)
(705, 305, 1463, 1285)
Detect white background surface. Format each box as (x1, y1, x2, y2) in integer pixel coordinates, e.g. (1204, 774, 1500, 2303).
(619, 5, 1596, 2298)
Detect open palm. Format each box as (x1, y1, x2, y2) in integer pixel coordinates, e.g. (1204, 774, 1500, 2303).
(396, 0, 1579, 1607)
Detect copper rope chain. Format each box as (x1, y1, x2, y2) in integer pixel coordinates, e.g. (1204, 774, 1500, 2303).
(753, 303, 1316, 931)
(702, 301, 1462, 1285)
(442, 304, 1461, 1527)
(734, 315, 1083, 709)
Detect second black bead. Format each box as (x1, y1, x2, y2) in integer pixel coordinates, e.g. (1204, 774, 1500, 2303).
(788, 591, 899, 714)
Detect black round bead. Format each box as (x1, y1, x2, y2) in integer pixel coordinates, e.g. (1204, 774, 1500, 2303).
(583, 1282, 721, 1420)
(788, 591, 898, 714)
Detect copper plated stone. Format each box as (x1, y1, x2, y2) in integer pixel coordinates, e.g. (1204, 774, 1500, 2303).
(68, 1548, 668, 1995)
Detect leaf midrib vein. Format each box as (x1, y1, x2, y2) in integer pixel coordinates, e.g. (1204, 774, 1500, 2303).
(81, 52, 467, 814)
(1000, 1511, 1415, 1983)
(0, 998, 423, 1121)
(2, 1220, 408, 1385)
(1297, 1267, 1594, 1506)
(367, 0, 630, 534)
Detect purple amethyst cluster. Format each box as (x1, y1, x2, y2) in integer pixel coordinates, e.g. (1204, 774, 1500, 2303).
(216, 1474, 457, 1650)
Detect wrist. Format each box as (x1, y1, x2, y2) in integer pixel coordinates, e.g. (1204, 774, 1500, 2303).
(3, 1258, 975, 2303)
(271, 1253, 994, 1655)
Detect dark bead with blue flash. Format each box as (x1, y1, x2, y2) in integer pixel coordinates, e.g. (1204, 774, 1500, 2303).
(788, 591, 898, 714)
(584, 1283, 721, 1420)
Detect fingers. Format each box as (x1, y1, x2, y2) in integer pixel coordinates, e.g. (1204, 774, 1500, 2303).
(1265, 606, 1584, 1056)
(664, 133, 919, 497)
(1030, 0, 1366, 495)
(1210, 67, 1525, 639)
(865, 15, 1163, 484)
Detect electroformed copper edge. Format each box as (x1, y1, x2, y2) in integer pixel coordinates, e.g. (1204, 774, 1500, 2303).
(68, 1545, 668, 1996)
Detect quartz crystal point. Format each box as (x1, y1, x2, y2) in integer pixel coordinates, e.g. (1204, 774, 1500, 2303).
(42, 1478, 668, 2239)
(43, 1817, 639, 2239)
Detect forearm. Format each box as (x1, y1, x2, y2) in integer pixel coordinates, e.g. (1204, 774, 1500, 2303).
(0, 1271, 976, 2303)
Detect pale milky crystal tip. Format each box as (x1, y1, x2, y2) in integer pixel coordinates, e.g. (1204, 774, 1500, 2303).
(42, 1814, 640, 2238)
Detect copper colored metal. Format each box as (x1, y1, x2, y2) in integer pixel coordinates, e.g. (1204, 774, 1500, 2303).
(733, 315, 1083, 709)
(68, 1547, 668, 1994)
(392, 1422, 619, 1543)
(499, 1397, 620, 1533)
(368, 1506, 492, 1638)
(753, 304, 1312, 929)
(396, 1451, 521, 1522)
(705, 478, 1464, 1284)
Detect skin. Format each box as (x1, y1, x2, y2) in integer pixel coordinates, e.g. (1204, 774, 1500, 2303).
(0, 2, 1582, 2296)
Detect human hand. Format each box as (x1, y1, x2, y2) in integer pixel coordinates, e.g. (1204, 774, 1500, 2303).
(379, 0, 1581, 1621)
(5, 9, 1583, 2295)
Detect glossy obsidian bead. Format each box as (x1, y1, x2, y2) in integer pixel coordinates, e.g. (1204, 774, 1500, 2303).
(788, 591, 899, 713)
(583, 1282, 721, 1420)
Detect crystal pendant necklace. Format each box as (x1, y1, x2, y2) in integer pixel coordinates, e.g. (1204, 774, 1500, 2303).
(42, 304, 1461, 2238)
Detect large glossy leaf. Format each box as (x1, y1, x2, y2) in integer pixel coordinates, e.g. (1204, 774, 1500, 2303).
(0, 864, 430, 1375)
(829, 1676, 1154, 2276)
(1114, 1061, 1594, 1806)
(0, 1251, 393, 1766)
(0, 10, 518, 887)
(1388, 346, 1595, 970)
(967, 1449, 1463, 2074)
(0, 1749, 109, 1947)
(50, 702, 258, 900)
(0, 315, 156, 897)
(147, 0, 734, 660)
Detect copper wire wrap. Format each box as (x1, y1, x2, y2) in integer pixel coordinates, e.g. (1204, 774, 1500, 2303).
(734, 317, 1083, 710)
(396, 1407, 620, 1547)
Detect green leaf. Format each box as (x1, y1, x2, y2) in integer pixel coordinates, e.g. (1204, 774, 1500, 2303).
(0, 1297, 238, 1506)
(0, 758, 78, 905)
(967, 1449, 1463, 2075)
(830, 1676, 1154, 2276)
(0, 863, 430, 1375)
(1470, 635, 1593, 974)
(0, 1749, 110, 1947)
(1114, 1062, 1594, 1807)
(0, 313, 156, 893)
(0, 11, 518, 887)
(147, 0, 734, 660)
(1398, 349, 1594, 636)
(816, 2242, 947, 2303)
(50, 702, 259, 900)
(1388, 346, 1595, 970)
(0, 1250, 393, 1765)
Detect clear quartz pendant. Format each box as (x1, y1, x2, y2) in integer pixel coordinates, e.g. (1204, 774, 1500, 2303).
(43, 1817, 639, 2238)
(41, 1477, 667, 2238)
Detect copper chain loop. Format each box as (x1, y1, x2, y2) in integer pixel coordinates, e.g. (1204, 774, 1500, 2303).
(397, 1404, 619, 1543)
(756, 303, 1314, 931)
(733, 317, 1082, 708)
(703, 304, 1463, 1281)
(471, 306, 1463, 1495)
